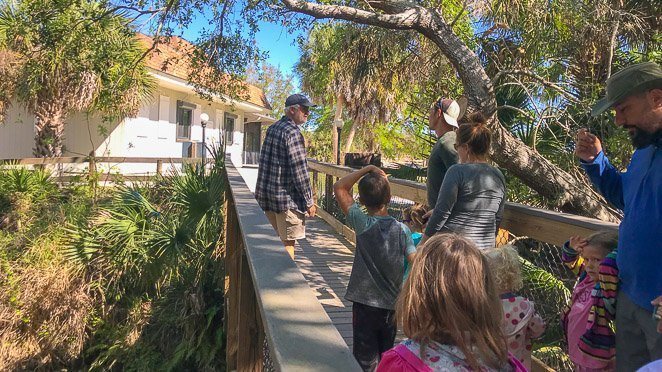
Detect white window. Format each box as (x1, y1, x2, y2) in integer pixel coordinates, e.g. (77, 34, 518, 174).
(177, 100, 195, 140)
(224, 113, 237, 145)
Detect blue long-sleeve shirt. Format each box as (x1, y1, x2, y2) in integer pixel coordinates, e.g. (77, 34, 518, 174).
(581, 144, 662, 312)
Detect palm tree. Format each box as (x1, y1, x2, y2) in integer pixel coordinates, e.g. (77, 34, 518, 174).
(0, 0, 154, 157)
(296, 23, 432, 153)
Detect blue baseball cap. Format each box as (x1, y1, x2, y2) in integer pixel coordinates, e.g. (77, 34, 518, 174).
(285, 94, 316, 108)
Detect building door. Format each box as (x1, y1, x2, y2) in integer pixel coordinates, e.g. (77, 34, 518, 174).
(243, 122, 261, 165)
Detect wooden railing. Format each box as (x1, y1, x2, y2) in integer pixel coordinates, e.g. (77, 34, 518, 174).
(0, 156, 209, 182)
(223, 161, 361, 371)
(308, 159, 618, 245)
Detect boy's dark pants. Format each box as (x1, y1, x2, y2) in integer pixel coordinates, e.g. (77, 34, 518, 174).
(352, 301, 397, 372)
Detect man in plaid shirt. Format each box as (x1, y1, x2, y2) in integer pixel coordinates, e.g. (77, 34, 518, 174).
(255, 94, 317, 259)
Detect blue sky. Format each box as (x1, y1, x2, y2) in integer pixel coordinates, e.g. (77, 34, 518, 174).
(175, 17, 304, 88)
(255, 22, 303, 81)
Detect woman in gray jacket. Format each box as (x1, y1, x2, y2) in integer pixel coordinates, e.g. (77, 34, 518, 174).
(421, 112, 506, 249)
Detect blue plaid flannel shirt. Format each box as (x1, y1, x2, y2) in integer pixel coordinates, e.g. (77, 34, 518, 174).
(255, 116, 313, 213)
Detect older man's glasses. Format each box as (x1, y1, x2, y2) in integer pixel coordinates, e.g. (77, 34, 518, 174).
(299, 106, 310, 116)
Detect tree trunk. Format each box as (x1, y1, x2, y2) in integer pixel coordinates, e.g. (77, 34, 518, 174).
(344, 121, 358, 154)
(332, 94, 342, 164)
(33, 106, 66, 158)
(280, 0, 620, 222)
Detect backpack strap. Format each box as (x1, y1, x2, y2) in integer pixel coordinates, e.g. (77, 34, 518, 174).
(393, 344, 433, 372)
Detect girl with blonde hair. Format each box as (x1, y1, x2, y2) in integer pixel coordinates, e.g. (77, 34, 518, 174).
(484, 245, 545, 369)
(402, 204, 428, 280)
(377, 234, 525, 371)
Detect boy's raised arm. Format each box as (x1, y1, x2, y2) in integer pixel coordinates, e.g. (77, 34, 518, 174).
(333, 165, 386, 215)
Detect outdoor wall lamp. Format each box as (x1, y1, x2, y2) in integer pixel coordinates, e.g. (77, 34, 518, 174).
(200, 113, 210, 165)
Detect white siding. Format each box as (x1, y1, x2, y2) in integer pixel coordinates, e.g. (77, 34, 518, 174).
(0, 84, 267, 171)
(0, 105, 34, 159)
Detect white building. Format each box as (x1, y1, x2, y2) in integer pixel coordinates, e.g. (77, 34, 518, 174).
(0, 34, 274, 172)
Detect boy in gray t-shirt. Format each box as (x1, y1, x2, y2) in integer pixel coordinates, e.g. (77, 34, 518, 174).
(333, 165, 416, 371)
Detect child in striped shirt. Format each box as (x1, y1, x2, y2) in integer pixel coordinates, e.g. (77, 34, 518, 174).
(561, 231, 618, 372)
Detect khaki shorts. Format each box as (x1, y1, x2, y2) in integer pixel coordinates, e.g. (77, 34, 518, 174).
(265, 209, 306, 241)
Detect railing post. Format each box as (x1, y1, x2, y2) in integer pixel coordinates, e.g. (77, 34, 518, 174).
(324, 174, 333, 212)
(312, 170, 319, 206)
(236, 251, 264, 371)
(156, 159, 163, 176)
(225, 193, 240, 371)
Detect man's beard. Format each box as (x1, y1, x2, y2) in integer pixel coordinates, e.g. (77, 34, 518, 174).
(627, 127, 662, 149)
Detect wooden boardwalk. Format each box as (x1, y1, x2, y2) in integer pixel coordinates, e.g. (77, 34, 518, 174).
(295, 217, 357, 348)
(237, 167, 401, 352)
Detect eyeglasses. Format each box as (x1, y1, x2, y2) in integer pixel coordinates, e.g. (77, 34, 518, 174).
(434, 98, 450, 113)
(299, 106, 310, 116)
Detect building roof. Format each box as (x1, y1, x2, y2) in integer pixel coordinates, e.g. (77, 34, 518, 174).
(136, 34, 271, 110)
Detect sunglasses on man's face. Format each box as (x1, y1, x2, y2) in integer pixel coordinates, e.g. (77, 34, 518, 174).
(300, 106, 310, 116)
(435, 99, 444, 111)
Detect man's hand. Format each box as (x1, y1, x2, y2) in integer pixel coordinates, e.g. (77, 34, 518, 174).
(575, 129, 603, 163)
(652, 296, 662, 333)
(569, 235, 588, 253)
(307, 204, 317, 218)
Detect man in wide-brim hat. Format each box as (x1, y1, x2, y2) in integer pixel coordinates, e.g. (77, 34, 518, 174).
(576, 61, 662, 371)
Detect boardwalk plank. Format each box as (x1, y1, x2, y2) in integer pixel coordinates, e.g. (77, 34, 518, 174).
(295, 217, 358, 349)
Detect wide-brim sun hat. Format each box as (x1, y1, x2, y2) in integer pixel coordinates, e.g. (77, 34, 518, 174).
(592, 61, 662, 116)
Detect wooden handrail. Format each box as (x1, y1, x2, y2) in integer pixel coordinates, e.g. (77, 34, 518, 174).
(224, 160, 361, 371)
(307, 159, 618, 247)
(1, 157, 214, 181)
(0, 156, 208, 165)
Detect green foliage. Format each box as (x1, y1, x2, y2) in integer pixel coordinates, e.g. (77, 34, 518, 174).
(1, 150, 227, 370)
(0, 166, 60, 233)
(61, 150, 227, 370)
(0, 167, 57, 199)
(517, 246, 574, 368)
(480, 0, 660, 176)
(296, 21, 454, 155)
(247, 61, 296, 118)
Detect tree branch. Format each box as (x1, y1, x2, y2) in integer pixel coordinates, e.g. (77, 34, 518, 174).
(449, 0, 468, 28)
(280, 0, 423, 29)
(493, 69, 579, 104)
